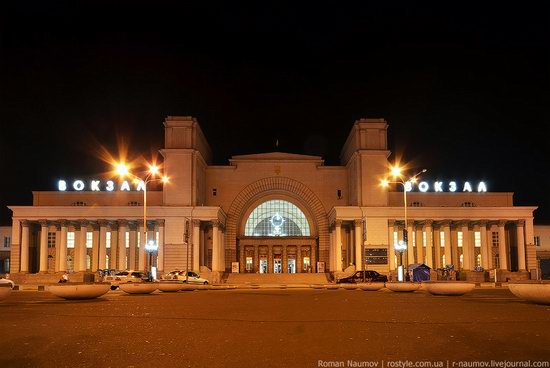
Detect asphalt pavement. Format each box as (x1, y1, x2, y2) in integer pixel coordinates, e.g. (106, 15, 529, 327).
(1, 288, 549, 368)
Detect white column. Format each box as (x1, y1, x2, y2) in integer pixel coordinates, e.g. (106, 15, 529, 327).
(498, 221, 508, 270)
(138, 221, 145, 271)
(157, 220, 165, 273)
(200, 228, 206, 267)
(425, 220, 434, 268)
(406, 220, 414, 265)
(212, 221, 220, 272)
(98, 220, 107, 270)
(193, 220, 200, 271)
(20, 221, 30, 272)
(335, 220, 343, 272)
(461, 222, 472, 270)
(354, 220, 362, 271)
(443, 222, 452, 267)
(388, 220, 396, 271)
(59, 221, 68, 272)
(77, 221, 88, 272)
(329, 227, 334, 271)
(479, 221, 490, 269)
(39, 220, 49, 272)
(219, 227, 225, 271)
(129, 226, 137, 270)
(92, 225, 99, 271)
(516, 221, 526, 271)
(117, 220, 127, 270)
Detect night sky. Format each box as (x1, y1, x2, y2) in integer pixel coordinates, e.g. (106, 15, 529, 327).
(1, 3, 549, 225)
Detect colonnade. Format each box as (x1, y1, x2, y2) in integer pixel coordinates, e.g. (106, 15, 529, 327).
(17, 219, 165, 273)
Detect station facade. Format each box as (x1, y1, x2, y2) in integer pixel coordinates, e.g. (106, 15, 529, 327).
(7, 117, 539, 282)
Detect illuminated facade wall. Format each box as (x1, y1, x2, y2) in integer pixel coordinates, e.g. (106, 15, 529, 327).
(7, 116, 538, 281)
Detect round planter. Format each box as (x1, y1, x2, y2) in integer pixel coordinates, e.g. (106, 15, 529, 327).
(325, 284, 340, 290)
(509, 282, 550, 305)
(119, 282, 158, 294)
(0, 284, 12, 301)
(158, 282, 182, 292)
(422, 281, 475, 296)
(357, 282, 385, 291)
(48, 283, 111, 300)
(180, 285, 198, 291)
(310, 284, 325, 289)
(386, 282, 419, 292)
(342, 284, 358, 290)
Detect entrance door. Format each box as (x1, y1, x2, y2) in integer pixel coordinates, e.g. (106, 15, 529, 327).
(288, 256, 296, 274)
(274, 256, 282, 273)
(259, 256, 268, 274)
(245, 257, 253, 272)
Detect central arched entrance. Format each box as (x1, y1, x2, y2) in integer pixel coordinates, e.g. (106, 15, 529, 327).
(238, 198, 317, 273)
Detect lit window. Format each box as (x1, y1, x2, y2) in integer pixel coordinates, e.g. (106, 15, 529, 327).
(3, 236, 11, 248)
(422, 232, 426, 247)
(534, 236, 541, 246)
(86, 232, 93, 249)
(106, 232, 111, 248)
(393, 231, 398, 247)
(412, 231, 416, 247)
(137, 232, 140, 249)
(476, 254, 482, 267)
(440, 232, 445, 248)
(244, 200, 310, 237)
(459, 254, 464, 269)
(156, 231, 159, 246)
(126, 232, 130, 248)
(458, 232, 463, 248)
(67, 232, 75, 248)
(442, 254, 446, 267)
(474, 231, 481, 247)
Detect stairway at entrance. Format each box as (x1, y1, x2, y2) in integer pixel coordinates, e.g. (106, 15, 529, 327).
(225, 273, 329, 285)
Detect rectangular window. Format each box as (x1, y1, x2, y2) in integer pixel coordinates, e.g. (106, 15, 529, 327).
(137, 232, 141, 249)
(106, 232, 111, 248)
(156, 231, 159, 246)
(492, 232, 499, 247)
(86, 232, 93, 249)
(534, 236, 541, 246)
(48, 232, 56, 248)
(412, 231, 416, 247)
(67, 232, 75, 248)
(474, 231, 481, 247)
(393, 231, 398, 247)
(3, 236, 11, 248)
(440, 232, 445, 248)
(458, 232, 463, 248)
(125, 232, 130, 248)
(422, 232, 426, 248)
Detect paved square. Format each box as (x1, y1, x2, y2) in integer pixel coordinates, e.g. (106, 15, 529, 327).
(1, 288, 549, 367)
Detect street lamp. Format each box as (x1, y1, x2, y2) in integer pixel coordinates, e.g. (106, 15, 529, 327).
(115, 162, 168, 280)
(381, 166, 427, 282)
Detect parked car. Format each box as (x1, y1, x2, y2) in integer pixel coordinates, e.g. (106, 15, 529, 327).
(164, 270, 209, 285)
(336, 270, 388, 284)
(0, 278, 15, 289)
(104, 270, 148, 290)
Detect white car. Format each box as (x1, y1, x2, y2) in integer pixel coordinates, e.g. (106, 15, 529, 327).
(104, 271, 148, 290)
(164, 270, 209, 285)
(0, 278, 15, 289)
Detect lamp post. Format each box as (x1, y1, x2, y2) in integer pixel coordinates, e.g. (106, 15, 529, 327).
(115, 162, 168, 280)
(381, 166, 427, 282)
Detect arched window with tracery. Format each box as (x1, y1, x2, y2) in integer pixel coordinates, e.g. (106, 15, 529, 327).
(244, 200, 310, 237)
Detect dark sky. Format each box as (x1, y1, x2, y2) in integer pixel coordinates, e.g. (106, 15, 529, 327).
(1, 2, 549, 225)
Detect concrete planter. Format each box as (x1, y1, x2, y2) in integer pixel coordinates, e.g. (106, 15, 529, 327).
(342, 284, 358, 290)
(180, 285, 198, 291)
(423, 281, 475, 296)
(509, 282, 550, 305)
(310, 284, 325, 289)
(158, 282, 182, 292)
(357, 282, 385, 291)
(0, 284, 12, 301)
(119, 282, 158, 294)
(325, 284, 340, 290)
(47, 283, 111, 300)
(386, 282, 419, 292)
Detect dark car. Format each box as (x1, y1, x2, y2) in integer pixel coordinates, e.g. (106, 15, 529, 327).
(336, 270, 388, 284)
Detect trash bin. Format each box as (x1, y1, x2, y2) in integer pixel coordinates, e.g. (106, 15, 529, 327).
(83, 273, 95, 283)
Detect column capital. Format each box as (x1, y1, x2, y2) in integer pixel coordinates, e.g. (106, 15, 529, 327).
(498, 220, 508, 227)
(117, 219, 128, 227)
(388, 219, 396, 227)
(212, 220, 220, 228)
(38, 219, 49, 227)
(78, 220, 89, 228)
(98, 219, 109, 227)
(21, 220, 31, 227)
(192, 219, 201, 227)
(438, 220, 451, 227)
(406, 219, 415, 227)
(127, 221, 138, 230)
(157, 219, 166, 226)
(424, 219, 434, 227)
(335, 219, 343, 227)
(59, 220, 69, 228)
(477, 220, 488, 227)
(354, 219, 362, 227)
(136, 219, 145, 227)
(515, 219, 526, 227)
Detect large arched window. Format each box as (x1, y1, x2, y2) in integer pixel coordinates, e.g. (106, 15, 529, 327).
(244, 200, 310, 237)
